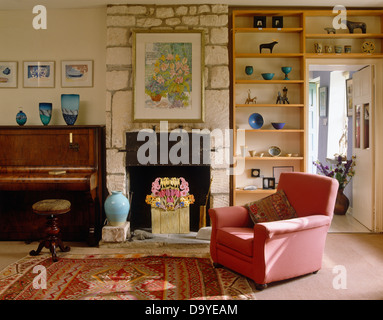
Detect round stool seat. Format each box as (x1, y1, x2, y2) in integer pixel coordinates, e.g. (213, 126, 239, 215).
(32, 199, 71, 215)
(30, 199, 71, 262)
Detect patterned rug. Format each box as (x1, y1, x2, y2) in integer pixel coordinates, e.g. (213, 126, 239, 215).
(0, 254, 256, 300)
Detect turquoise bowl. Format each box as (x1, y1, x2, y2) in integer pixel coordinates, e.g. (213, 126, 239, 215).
(261, 73, 274, 80)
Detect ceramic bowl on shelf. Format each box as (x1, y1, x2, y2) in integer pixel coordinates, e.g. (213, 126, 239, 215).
(261, 73, 274, 80)
(268, 146, 282, 157)
(271, 122, 285, 129)
(248, 113, 264, 129)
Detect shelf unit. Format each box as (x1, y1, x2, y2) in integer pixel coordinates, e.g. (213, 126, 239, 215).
(304, 10, 383, 58)
(231, 8, 383, 206)
(232, 10, 306, 206)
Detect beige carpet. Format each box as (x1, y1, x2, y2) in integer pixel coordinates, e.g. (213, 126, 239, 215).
(1, 233, 383, 300)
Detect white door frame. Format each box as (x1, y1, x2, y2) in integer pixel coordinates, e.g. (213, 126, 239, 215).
(306, 58, 383, 232)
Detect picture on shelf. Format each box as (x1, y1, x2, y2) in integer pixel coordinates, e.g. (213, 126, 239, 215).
(273, 166, 294, 184)
(253, 16, 266, 28)
(263, 177, 275, 190)
(272, 16, 283, 28)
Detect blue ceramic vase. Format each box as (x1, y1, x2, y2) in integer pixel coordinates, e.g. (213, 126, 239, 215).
(16, 110, 27, 126)
(61, 94, 79, 125)
(39, 102, 52, 125)
(104, 191, 130, 226)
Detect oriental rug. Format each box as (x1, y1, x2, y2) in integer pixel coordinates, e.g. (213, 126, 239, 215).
(0, 254, 256, 300)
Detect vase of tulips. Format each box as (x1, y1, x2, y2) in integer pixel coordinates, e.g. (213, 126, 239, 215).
(313, 155, 356, 215)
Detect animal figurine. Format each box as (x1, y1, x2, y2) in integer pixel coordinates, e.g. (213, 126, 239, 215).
(245, 89, 257, 104)
(276, 87, 290, 104)
(260, 40, 278, 53)
(344, 20, 366, 34)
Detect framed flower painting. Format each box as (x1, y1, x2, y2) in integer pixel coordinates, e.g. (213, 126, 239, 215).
(133, 30, 205, 122)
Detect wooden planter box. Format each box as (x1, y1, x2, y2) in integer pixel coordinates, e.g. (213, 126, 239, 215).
(151, 207, 190, 234)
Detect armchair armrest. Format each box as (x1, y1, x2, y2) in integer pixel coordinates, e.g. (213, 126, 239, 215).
(209, 206, 252, 229)
(254, 215, 332, 238)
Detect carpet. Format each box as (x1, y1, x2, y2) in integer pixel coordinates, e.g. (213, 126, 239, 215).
(0, 253, 256, 300)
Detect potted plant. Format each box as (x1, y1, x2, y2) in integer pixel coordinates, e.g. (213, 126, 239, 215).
(313, 155, 356, 215)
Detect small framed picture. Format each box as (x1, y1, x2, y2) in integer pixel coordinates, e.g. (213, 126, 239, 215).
(273, 166, 294, 184)
(272, 16, 283, 28)
(251, 168, 261, 178)
(61, 60, 93, 87)
(253, 16, 266, 28)
(23, 61, 55, 88)
(0, 62, 18, 88)
(263, 177, 275, 190)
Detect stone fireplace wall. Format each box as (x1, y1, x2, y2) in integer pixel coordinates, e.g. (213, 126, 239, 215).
(105, 4, 230, 209)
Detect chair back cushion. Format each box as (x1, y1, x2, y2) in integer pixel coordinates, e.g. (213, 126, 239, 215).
(245, 189, 298, 223)
(277, 172, 339, 218)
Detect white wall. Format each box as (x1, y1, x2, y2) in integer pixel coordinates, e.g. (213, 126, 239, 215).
(0, 8, 106, 125)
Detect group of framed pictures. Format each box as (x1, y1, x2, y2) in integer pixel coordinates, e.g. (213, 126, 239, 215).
(251, 166, 294, 190)
(253, 15, 283, 28)
(0, 60, 93, 88)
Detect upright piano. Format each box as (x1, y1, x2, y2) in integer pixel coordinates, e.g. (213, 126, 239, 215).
(0, 126, 106, 246)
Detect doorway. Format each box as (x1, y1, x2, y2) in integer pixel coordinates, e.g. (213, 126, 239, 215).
(307, 62, 372, 232)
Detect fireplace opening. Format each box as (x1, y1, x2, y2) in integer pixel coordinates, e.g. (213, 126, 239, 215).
(125, 131, 211, 233)
(127, 165, 210, 232)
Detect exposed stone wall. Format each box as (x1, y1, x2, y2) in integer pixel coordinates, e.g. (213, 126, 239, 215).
(106, 4, 230, 209)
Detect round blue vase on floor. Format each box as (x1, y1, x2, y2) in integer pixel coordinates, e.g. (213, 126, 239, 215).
(16, 110, 27, 126)
(104, 191, 130, 226)
(39, 102, 52, 125)
(61, 94, 79, 125)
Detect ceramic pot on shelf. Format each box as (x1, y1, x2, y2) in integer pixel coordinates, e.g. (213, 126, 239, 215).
(104, 191, 130, 226)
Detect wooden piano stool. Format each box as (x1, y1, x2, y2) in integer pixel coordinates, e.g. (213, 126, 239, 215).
(30, 199, 71, 262)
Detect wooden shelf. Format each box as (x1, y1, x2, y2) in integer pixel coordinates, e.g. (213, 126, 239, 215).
(235, 53, 304, 58)
(235, 156, 304, 160)
(235, 79, 304, 84)
(234, 27, 303, 33)
(305, 33, 383, 39)
(235, 189, 277, 194)
(238, 129, 304, 133)
(235, 103, 304, 108)
(305, 53, 383, 59)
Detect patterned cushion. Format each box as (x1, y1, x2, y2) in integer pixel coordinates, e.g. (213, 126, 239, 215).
(245, 189, 297, 223)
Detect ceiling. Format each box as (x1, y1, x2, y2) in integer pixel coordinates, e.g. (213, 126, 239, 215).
(0, 0, 382, 10)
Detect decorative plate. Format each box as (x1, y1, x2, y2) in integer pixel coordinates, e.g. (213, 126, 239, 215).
(362, 41, 375, 54)
(248, 113, 264, 129)
(268, 146, 281, 157)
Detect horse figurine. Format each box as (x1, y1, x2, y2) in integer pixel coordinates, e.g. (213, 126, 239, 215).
(260, 40, 278, 53)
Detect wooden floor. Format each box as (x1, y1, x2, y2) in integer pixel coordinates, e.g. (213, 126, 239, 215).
(329, 212, 371, 233)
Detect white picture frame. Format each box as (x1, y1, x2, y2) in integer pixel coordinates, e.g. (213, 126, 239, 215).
(61, 60, 93, 87)
(23, 61, 55, 88)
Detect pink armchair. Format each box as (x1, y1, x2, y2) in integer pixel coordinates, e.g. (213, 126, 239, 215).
(209, 172, 338, 290)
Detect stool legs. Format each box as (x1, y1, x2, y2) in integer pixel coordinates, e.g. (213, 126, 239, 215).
(30, 214, 70, 262)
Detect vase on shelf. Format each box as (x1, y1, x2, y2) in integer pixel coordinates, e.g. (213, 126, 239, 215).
(334, 188, 350, 215)
(104, 191, 130, 226)
(61, 94, 79, 125)
(39, 102, 52, 125)
(16, 109, 27, 126)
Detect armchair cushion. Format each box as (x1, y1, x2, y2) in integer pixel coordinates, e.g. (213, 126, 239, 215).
(216, 227, 254, 257)
(245, 189, 297, 223)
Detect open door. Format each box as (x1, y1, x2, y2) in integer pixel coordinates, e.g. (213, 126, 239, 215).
(352, 65, 374, 230)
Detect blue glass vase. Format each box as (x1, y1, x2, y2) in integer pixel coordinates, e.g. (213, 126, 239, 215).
(104, 191, 130, 226)
(39, 102, 52, 125)
(16, 109, 27, 126)
(61, 94, 79, 125)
